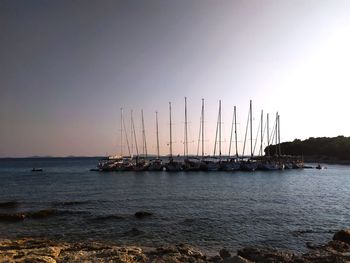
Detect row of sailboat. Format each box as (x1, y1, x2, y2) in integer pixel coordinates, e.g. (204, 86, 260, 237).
(97, 99, 304, 172)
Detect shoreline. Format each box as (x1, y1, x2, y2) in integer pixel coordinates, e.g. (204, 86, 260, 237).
(1, 229, 350, 262)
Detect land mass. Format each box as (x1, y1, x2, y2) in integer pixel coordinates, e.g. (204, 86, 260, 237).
(265, 136, 350, 163)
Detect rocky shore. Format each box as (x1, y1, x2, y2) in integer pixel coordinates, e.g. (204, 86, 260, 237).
(1, 229, 350, 262)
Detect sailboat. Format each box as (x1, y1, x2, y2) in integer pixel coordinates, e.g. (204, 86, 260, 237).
(133, 110, 149, 171)
(203, 100, 222, 171)
(221, 106, 240, 171)
(182, 97, 201, 171)
(241, 100, 258, 171)
(164, 102, 183, 172)
(148, 111, 164, 171)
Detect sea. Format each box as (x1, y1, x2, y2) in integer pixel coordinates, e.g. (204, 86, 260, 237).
(0, 157, 349, 254)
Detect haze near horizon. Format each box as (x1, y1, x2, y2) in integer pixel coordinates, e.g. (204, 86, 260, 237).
(1, 0, 350, 157)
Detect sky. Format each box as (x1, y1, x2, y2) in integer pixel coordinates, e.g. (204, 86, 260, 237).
(1, 0, 350, 157)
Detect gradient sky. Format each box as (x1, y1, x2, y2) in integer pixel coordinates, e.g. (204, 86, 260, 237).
(1, 0, 350, 157)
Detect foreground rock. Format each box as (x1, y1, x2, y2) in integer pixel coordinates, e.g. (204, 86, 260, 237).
(1, 229, 350, 262)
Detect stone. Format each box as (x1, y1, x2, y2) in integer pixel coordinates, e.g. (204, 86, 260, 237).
(237, 247, 295, 263)
(222, 255, 253, 263)
(219, 248, 231, 259)
(333, 229, 350, 245)
(134, 211, 153, 219)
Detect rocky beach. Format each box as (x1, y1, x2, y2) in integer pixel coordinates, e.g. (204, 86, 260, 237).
(1, 229, 350, 262)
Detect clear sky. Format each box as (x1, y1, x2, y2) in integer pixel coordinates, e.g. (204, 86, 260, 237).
(1, 0, 350, 157)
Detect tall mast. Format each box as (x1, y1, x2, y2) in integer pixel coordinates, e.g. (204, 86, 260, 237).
(250, 100, 253, 158)
(275, 112, 278, 156)
(278, 114, 281, 156)
(141, 109, 147, 157)
(219, 100, 222, 157)
(228, 108, 234, 157)
(201, 98, 204, 158)
(120, 108, 123, 156)
(169, 102, 173, 157)
(267, 113, 270, 156)
(130, 111, 133, 155)
(234, 106, 238, 159)
(122, 110, 131, 156)
(131, 110, 139, 156)
(156, 111, 160, 159)
(213, 100, 220, 156)
(260, 110, 263, 156)
(184, 97, 188, 157)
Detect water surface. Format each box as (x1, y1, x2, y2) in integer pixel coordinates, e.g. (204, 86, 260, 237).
(0, 157, 349, 253)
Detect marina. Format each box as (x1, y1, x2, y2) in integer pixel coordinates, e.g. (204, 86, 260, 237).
(97, 99, 304, 172)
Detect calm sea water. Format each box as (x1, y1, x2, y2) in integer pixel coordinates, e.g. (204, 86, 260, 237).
(0, 157, 349, 253)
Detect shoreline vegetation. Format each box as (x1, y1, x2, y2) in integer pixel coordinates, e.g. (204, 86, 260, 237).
(265, 136, 350, 164)
(1, 229, 350, 262)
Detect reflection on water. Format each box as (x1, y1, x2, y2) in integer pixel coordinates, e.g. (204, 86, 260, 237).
(0, 157, 349, 253)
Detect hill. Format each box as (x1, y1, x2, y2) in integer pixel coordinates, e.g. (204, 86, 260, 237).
(265, 136, 350, 161)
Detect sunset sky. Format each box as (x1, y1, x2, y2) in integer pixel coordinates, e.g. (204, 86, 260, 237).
(1, 0, 350, 157)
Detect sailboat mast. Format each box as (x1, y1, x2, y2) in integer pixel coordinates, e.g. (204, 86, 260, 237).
(131, 110, 139, 156)
(120, 108, 123, 156)
(213, 101, 220, 156)
(141, 109, 147, 157)
(228, 108, 234, 157)
(278, 114, 281, 156)
(130, 111, 133, 155)
(169, 102, 173, 158)
(122, 110, 131, 156)
(234, 106, 238, 159)
(219, 100, 222, 157)
(267, 113, 270, 156)
(275, 112, 278, 156)
(260, 110, 263, 156)
(250, 100, 253, 158)
(184, 97, 188, 157)
(156, 111, 160, 159)
(201, 99, 204, 158)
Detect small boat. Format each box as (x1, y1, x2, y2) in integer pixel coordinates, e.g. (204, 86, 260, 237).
(240, 160, 258, 171)
(220, 159, 241, 171)
(315, 164, 326, 170)
(148, 159, 164, 171)
(31, 168, 43, 172)
(165, 158, 182, 172)
(183, 157, 202, 171)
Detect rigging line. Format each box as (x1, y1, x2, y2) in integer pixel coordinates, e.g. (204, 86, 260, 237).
(131, 110, 139, 156)
(253, 116, 261, 156)
(241, 108, 250, 157)
(122, 114, 131, 156)
(213, 102, 220, 156)
(260, 120, 267, 156)
(228, 109, 234, 157)
(196, 114, 202, 156)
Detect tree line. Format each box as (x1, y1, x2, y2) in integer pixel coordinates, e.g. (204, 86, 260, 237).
(264, 136, 350, 160)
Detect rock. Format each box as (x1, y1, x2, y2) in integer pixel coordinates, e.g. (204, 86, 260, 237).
(223, 255, 253, 263)
(237, 247, 295, 263)
(23, 255, 57, 263)
(134, 211, 153, 219)
(208, 255, 222, 262)
(333, 229, 350, 245)
(219, 248, 231, 259)
(176, 244, 204, 258)
(326, 240, 350, 252)
(0, 212, 26, 222)
(0, 201, 19, 209)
